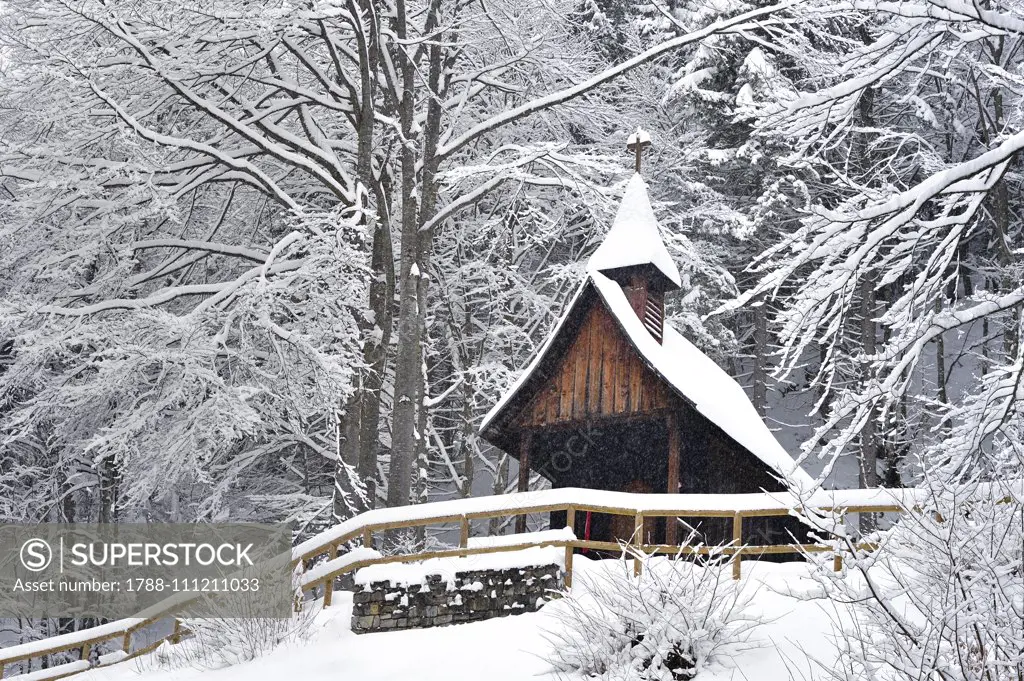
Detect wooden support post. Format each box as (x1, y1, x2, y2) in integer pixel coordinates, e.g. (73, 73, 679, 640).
(80, 644, 91, 664)
(633, 512, 645, 577)
(323, 543, 338, 608)
(564, 506, 576, 589)
(516, 432, 532, 534)
(171, 619, 182, 644)
(1, 662, 6, 679)
(459, 517, 470, 548)
(363, 528, 373, 549)
(122, 629, 132, 654)
(731, 513, 743, 580)
(666, 412, 681, 546)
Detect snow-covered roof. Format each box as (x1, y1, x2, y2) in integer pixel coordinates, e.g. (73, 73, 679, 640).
(587, 174, 682, 288)
(479, 270, 814, 490)
(589, 272, 814, 490)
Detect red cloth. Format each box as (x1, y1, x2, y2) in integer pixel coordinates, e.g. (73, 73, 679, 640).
(582, 511, 592, 554)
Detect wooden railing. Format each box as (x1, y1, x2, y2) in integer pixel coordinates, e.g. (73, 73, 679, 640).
(293, 489, 912, 603)
(0, 485, 959, 680)
(0, 618, 186, 681)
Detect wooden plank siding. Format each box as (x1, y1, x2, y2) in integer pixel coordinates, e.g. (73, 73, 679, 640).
(585, 307, 602, 415)
(518, 302, 670, 427)
(572, 322, 588, 419)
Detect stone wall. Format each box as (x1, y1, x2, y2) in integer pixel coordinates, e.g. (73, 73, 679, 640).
(351, 564, 563, 634)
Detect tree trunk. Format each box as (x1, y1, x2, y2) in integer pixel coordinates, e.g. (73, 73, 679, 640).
(387, 0, 444, 508)
(859, 278, 878, 533)
(853, 31, 879, 534)
(98, 456, 118, 524)
(336, 212, 395, 517)
(387, 0, 425, 508)
(751, 298, 768, 417)
(332, 0, 394, 517)
(458, 377, 476, 498)
(935, 298, 948, 406)
(413, 265, 431, 549)
(356, 217, 394, 506)
(388, 251, 423, 508)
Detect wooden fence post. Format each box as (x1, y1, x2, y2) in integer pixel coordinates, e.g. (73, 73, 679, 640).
(459, 517, 470, 549)
(564, 506, 575, 589)
(122, 629, 132, 654)
(731, 513, 743, 580)
(80, 644, 91, 664)
(633, 512, 644, 577)
(363, 528, 373, 549)
(171, 620, 182, 644)
(323, 543, 338, 608)
(515, 433, 532, 534)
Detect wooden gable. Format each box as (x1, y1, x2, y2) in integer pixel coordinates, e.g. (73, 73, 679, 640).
(514, 297, 672, 428)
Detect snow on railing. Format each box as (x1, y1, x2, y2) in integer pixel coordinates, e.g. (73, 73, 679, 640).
(290, 485, 924, 563)
(297, 487, 908, 598)
(3, 483, 1020, 680)
(0, 617, 184, 681)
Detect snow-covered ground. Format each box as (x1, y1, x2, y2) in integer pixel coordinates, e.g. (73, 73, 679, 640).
(76, 558, 846, 681)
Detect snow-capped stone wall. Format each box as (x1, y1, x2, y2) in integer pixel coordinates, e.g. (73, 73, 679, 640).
(350, 564, 562, 633)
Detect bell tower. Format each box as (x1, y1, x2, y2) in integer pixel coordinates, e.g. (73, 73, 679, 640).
(586, 128, 680, 344)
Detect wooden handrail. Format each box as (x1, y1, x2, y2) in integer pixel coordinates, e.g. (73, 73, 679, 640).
(293, 495, 914, 598)
(5, 483, 1017, 680)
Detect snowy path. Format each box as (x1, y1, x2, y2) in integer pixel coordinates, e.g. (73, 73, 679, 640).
(76, 560, 844, 681)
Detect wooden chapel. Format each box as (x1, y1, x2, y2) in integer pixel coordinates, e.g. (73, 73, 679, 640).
(480, 160, 813, 549)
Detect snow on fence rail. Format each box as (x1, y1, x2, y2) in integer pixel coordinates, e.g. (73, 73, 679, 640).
(3, 483, 1020, 680)
(0, 617, 185, 681)
(292, 486, 928, 608)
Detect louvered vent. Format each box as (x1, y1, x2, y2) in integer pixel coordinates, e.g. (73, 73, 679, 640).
(643, 292, 664, 343)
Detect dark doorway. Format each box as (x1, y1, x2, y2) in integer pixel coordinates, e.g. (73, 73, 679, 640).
(530, 416, 668, 491)
(532, 417, 669, 545)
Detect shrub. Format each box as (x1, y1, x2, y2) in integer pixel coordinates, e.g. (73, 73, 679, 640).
(800, 478, 1024, 681)
(144, 569, 314, 670)
(545, 548, 760, 680)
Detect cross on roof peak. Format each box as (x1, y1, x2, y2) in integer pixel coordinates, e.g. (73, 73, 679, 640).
(626, 126, 652, 173)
